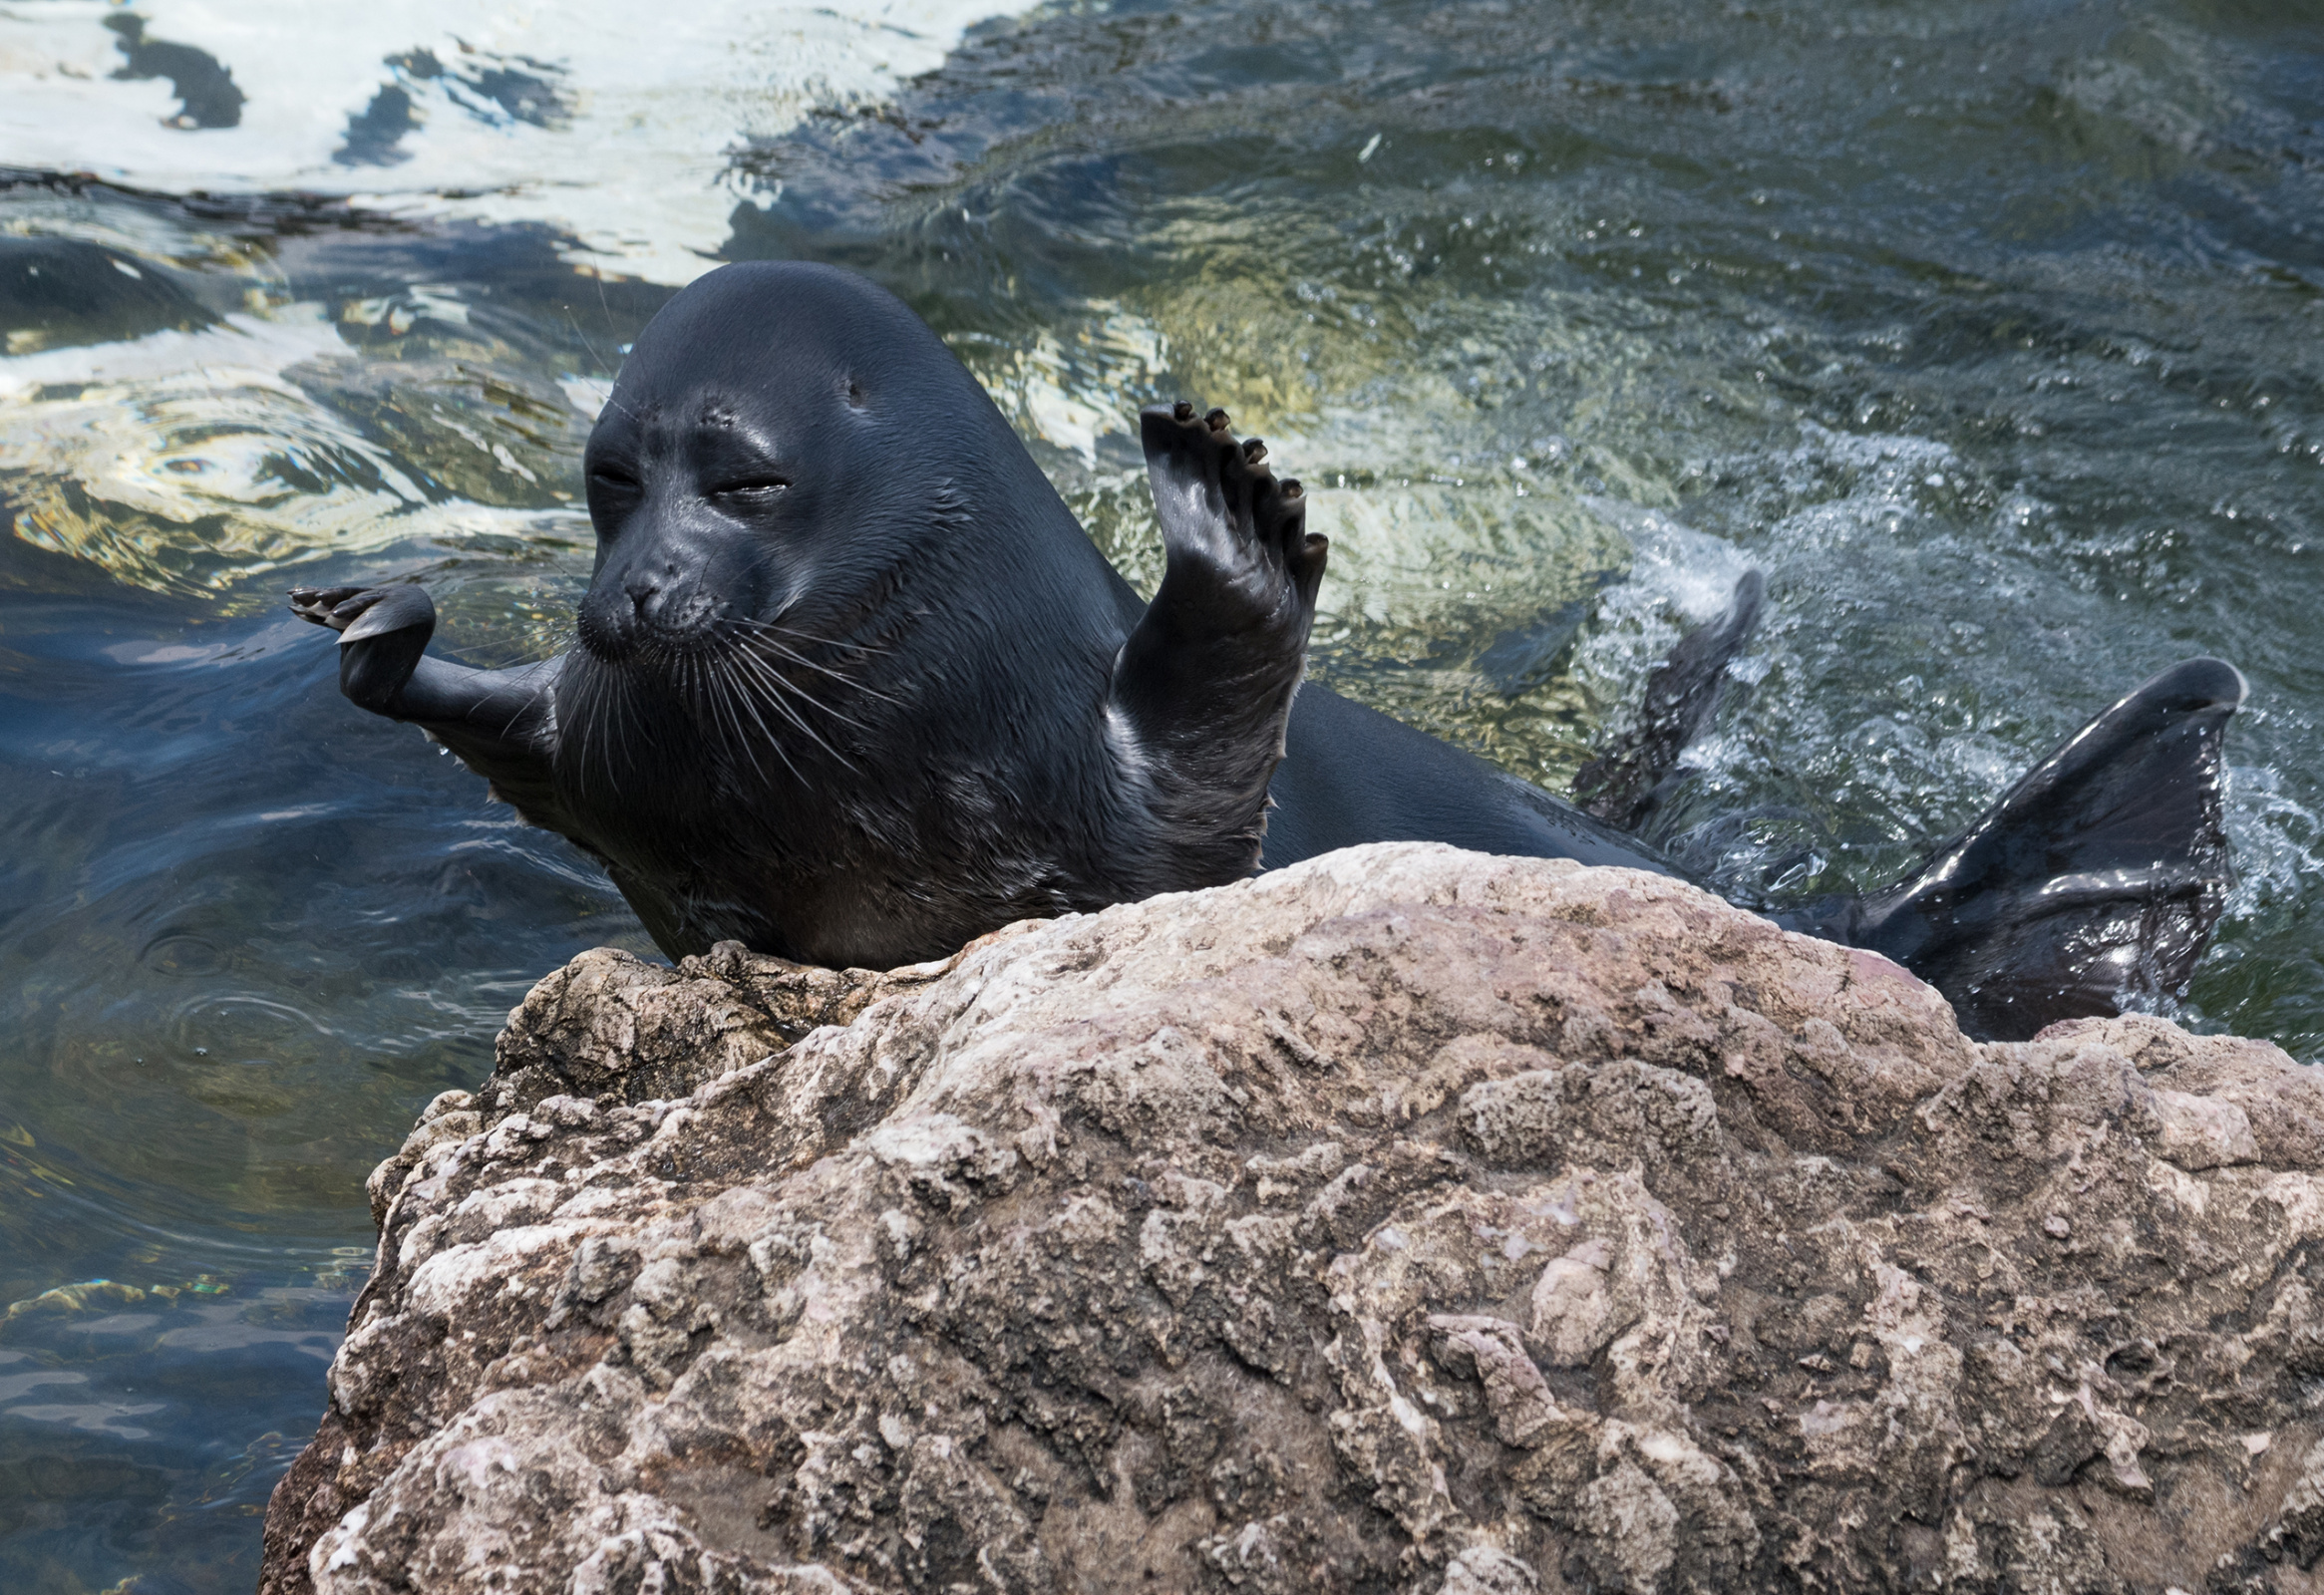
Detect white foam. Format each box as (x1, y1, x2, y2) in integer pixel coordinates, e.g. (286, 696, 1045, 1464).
(0, 0, 1042, 284)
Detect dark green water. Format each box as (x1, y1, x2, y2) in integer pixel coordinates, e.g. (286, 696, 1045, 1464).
(2, 0, 2319, 1587)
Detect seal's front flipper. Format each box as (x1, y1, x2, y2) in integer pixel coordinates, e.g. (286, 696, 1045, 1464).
(290, 583, 435, 713)
(289, 580, 560, 817)
(1110, 402, 1330, 891)
(1846, 657, 2246, 1042)
(1573, 569, 1766, 830)
(1136, 401, 1328, 635)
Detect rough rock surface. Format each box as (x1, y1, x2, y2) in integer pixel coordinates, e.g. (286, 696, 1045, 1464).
(259, 843, 2324, 1594)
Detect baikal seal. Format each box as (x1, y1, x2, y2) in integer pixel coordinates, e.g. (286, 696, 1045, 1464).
(293, 261, 2244, 1042)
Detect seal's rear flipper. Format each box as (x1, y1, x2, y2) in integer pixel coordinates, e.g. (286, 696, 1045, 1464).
(1845, 658, 2246, 1042)
(1573, 569, 1765, 830)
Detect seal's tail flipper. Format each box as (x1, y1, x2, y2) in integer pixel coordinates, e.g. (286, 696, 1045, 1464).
(1850, 657, 2246, 1042)
(1573, 569, 1765, 830)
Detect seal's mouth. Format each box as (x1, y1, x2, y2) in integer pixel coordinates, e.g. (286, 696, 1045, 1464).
(574, 568, 732, 664)
(557, 529, 921, 803)
(558, 601, 884, 801)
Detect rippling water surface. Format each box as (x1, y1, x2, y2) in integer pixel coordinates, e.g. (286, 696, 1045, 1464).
(3, 0, 2320, 1586)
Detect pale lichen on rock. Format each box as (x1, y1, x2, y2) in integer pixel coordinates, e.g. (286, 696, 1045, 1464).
(261, 843, 2324, 1593)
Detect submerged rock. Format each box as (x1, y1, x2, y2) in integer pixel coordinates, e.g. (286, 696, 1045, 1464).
(260, 843, 2324, 1593)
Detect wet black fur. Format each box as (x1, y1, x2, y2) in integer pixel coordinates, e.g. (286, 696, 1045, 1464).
(296, 262, 1324, 967)
(293, 261, 2245, 1042)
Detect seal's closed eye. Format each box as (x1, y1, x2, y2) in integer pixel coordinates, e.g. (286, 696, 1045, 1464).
(708, 477, 791, 498)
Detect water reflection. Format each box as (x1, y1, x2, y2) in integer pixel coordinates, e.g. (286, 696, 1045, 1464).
(2, 1292, 361, 1591)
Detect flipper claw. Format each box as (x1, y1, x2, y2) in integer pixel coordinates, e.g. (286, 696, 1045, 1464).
(1136, 400, 1326, 629)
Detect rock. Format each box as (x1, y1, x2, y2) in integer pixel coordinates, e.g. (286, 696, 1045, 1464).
(258, 843, 2324, 1594)
(357, 942, 960, 1229)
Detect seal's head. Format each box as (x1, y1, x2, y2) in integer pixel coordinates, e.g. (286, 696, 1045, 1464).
(574, 260, 1019, 665)
(549, 260, 1137, 946)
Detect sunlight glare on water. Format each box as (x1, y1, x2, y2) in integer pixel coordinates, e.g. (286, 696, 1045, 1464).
(2, 0, 2320, 1586)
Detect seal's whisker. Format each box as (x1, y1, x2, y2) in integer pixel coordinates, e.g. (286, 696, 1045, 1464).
(729, 613, 886, 663)
(739, 615, 896, 659)
(728, 619, 900, 706)
(723, 642, 855, 768)
(719, 630, 820, 711)
(715, 654, 794, 785)
(727, 633, 891, 723)
(706, 646, 836, 777)
(688, 653, 723, 766)
(564, 657, 599, 803)
(726, 646, 844, 753)
(572, 657, 621, 804)
(598, 652, 638, 802)
(704, 650, 780, 787)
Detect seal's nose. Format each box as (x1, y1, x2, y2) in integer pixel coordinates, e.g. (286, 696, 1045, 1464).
(624, 566, 671, 623)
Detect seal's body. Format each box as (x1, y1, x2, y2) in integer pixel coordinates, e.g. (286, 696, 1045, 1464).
(295, 261, 2244, 1041)
(300, 264, 1326, 968)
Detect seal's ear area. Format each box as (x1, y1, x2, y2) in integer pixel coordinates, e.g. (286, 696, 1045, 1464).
(1852, 657, 2246, 1041)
